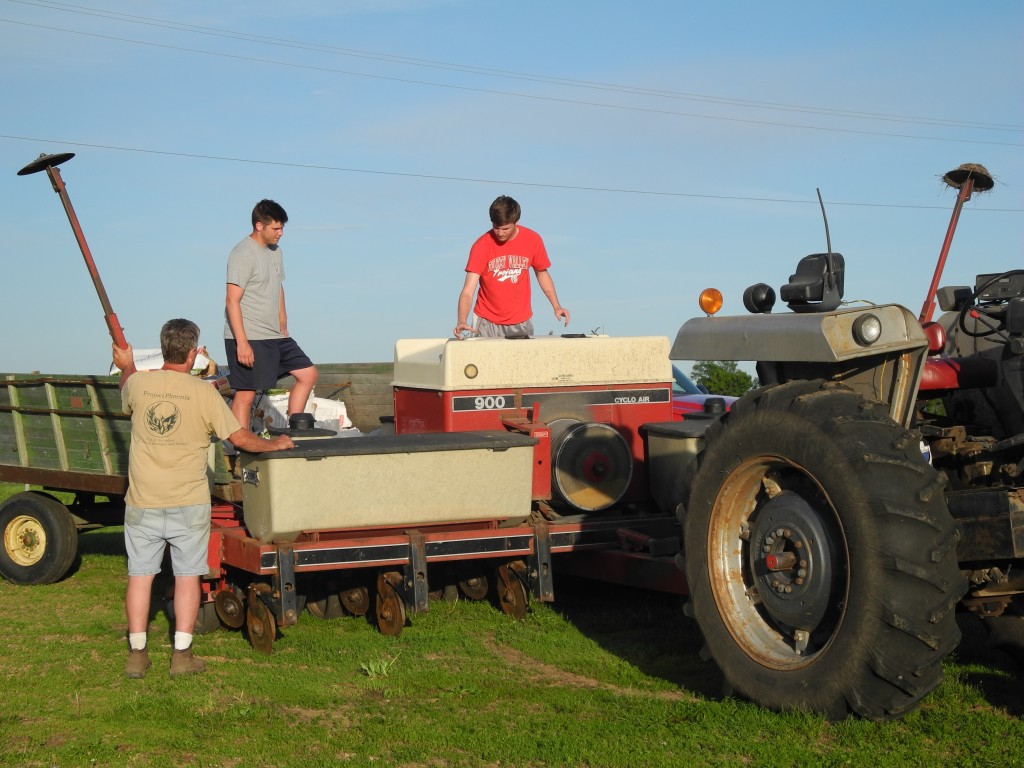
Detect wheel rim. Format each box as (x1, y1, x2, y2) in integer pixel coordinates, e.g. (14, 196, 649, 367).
(214, 589, 246, 629)
(375, 573, 406, 636)
(707, 456, 848, 669)
(306, 595, 329, 619)
(497, 563, 529, 620)
(3, 515, 46, 567)
(458, 575, 489, 601)
(306, 593, 344, 619)
(340, 586, 370, 616)
(247, 599, 276, 654)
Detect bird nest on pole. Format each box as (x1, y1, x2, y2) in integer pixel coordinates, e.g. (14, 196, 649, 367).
(942, 163, 994, 192)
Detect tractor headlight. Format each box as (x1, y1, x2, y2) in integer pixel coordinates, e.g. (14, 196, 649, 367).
(852, 313, 882, 346)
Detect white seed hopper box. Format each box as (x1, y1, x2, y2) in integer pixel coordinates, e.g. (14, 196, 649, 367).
(392, 335, 672, 391)
(239, 430, 537, 543)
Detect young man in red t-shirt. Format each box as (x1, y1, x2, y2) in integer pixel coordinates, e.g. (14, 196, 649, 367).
(454, 196, 570, 338)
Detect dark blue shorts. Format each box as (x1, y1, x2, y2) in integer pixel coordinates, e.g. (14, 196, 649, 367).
(225, 337, 314, 391)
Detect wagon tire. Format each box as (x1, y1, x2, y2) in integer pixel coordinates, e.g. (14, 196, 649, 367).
(0, 491, 79, 585)
(684, 380, 965, 720)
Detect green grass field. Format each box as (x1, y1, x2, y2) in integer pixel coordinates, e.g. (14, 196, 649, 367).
(0, 489, 1022, 767)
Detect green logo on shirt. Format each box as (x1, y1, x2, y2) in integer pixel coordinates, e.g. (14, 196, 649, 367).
(145, 401, 181, 436)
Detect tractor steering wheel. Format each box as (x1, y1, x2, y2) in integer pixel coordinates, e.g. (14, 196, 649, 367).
(957, 269, 1024, 341)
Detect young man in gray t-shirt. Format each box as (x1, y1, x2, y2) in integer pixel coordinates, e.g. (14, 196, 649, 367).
(224, 199, 317, 433)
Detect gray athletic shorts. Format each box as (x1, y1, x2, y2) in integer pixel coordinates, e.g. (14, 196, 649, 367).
(476, 318, 534, 338)
(124, 503, 212, 577)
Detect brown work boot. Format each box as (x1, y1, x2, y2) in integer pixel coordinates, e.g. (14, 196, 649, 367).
(125, 648, 151, 679)
(170, 646, 206, 677)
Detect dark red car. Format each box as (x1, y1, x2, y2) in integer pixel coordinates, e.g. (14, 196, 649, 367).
(672, 364, 737, 420)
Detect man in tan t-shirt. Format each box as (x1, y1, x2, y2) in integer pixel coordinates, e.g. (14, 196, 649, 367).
(113, 318, 294, 679)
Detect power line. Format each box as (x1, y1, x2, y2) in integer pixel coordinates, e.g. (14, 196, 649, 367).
(4, 133, 1021, 212)
(2, 17, 1022, 147)
(11, 0, 1022, 133)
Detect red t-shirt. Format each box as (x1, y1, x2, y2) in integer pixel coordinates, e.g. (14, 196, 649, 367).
(465, 226, 551, 325)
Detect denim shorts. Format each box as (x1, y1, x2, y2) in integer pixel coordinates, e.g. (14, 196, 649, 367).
(124, 503, 212, 577)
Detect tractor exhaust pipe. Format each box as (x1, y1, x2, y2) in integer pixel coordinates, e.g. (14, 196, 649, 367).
(17, 152, 128, 349)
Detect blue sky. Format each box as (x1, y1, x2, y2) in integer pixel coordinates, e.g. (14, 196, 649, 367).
(2, 1, 1021, 375)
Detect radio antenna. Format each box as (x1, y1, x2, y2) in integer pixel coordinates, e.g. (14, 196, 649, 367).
(816, 188, 832, 256)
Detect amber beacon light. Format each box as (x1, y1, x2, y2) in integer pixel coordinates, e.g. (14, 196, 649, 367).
(699, 288, 724, 316)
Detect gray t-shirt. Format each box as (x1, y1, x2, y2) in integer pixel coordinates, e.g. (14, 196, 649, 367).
(224, 236, 285, 341)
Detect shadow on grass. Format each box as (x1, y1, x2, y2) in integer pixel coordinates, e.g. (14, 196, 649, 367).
(547, 575, 1024, 717)
(76, 527, 186, 636)
(538, 573, 725, 702)
(953, 611, 1024, 717)
(54, 528, 126, 584)
(68, 528, 1022, 717)
(78, 528, 125, 557)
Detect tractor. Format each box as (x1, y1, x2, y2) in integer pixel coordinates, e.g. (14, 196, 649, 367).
(667, 164, 1021, 720)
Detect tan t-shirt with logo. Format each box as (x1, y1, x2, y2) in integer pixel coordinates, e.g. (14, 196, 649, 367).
(122, 370, 241, 508)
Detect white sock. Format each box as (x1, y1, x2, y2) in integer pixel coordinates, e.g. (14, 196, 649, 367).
(128, 632, 147, 651)
(173, 631, 193, 651)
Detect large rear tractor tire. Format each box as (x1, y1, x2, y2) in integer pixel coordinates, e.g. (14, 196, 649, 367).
(684, 380, 965, 720)
(0, 491, 79, 585)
